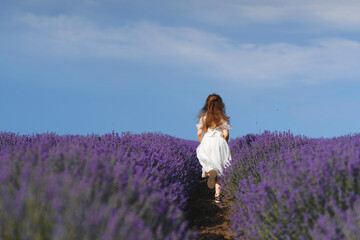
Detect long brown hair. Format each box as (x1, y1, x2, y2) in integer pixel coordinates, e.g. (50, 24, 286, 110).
(198, 93, 230, 132)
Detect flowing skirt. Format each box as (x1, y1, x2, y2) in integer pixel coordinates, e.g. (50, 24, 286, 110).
(196, 130, 232, 178)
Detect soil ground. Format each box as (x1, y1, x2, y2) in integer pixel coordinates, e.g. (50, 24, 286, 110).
(185, 178, 242, 240)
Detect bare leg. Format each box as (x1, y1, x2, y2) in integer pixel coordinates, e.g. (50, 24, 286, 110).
(215, 182, 221, 197)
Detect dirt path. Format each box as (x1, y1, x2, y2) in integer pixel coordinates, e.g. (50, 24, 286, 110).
(185, 178, 239, 240)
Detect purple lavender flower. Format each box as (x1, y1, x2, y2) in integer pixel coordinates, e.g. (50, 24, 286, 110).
(0, 131, 200, 239)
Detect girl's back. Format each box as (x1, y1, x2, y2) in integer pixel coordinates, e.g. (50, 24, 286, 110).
(196, 94, 232, 178)
(196, 94, 232, 202)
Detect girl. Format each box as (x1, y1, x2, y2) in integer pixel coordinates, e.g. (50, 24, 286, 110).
(196, 93, 232, 204)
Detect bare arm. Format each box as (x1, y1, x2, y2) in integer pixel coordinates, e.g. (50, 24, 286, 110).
(197, 127, 204, 143)
(222, 129, 229, 142)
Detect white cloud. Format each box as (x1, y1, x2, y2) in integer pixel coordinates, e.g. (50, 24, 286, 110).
(186, 0, 360, 30)
(15, 13, 360, 87)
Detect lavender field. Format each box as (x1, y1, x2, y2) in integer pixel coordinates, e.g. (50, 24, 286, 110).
(222, 131, 360, 240)
(1, 131, 360, 240)
(0, 132, 200, 240)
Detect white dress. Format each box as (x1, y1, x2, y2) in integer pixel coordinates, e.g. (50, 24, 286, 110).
(196, 116, 232, 178)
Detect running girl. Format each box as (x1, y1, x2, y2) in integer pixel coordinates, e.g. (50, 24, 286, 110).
(196, 93, 232, 203)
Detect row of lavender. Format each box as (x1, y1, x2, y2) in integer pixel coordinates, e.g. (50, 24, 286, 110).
(222, 131, 360, 240)
(0, 132, 201, 240)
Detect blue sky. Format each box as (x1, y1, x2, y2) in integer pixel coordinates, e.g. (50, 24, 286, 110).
(1, 0, 360, 140)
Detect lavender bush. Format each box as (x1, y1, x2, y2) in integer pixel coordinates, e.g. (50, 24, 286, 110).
(0, 132, 201, 240)
(222, 131, 360, 240)
(221, 131, 311, 195)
